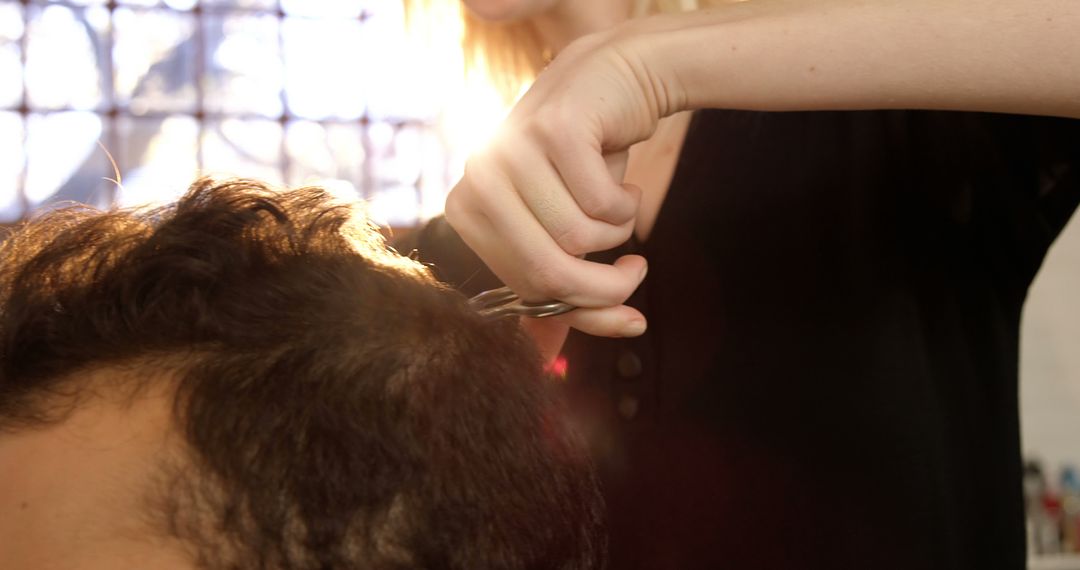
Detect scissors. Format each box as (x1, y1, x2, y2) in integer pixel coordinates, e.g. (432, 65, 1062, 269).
(468, 286, 577, 320)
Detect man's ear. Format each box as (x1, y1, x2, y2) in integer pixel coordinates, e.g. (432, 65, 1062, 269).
(519, 317, 570, 365)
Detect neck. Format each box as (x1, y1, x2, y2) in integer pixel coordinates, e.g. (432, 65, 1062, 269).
(530, 0, 633, 53)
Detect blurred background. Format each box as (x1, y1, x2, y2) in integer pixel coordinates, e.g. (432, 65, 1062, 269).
(0, 0, 1077, 564)
(0, 0, 503, 227)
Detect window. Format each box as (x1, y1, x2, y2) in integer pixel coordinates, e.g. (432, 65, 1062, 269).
(0, 0, 462, 226)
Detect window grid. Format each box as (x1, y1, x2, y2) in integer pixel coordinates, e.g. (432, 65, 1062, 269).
(2, 0, 444, 225)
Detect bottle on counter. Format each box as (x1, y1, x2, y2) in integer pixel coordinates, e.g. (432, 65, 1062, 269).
(1060, 465, 1080, 553)
(1026, 459, 1063, 556)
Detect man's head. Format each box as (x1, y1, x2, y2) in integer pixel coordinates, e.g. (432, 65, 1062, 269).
(0, 178, 604, 569)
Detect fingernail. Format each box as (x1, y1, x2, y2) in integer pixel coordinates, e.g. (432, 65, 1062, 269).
(622, 319, 647, 337)
(639, 262, 648, 282)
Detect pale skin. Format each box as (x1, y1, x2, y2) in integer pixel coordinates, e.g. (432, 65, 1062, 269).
(447, 0, 1080, 350)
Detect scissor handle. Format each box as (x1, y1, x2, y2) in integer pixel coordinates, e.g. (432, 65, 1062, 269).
(469, 286, 576, 320)
(511, 299, 577, 319)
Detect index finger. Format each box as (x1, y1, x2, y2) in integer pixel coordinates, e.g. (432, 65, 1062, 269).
(540, 126, 639, 225)
(446, 185, 646, 307)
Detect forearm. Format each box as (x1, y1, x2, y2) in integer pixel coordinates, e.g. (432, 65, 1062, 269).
(620, 0, 1080, 119)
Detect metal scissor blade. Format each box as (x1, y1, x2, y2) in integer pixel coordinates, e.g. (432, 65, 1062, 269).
(469, 286, 576, 320)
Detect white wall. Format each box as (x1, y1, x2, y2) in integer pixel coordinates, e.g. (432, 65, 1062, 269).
(1021, 208, 1080, 478)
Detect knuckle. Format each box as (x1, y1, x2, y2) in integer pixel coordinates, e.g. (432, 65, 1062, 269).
(449, 158, 506, 220)
(444, 184, 483, 228)
(459, 156, 496, 190)
(531, 193, 562, 224)
(606, 221, 635, 250)
(551, 226, 590, 257)
(526, 112, 562, 148)
(531, 101, 583, 144)
(526, 257, 573, 301)
(551, 222, 631, 257)
(623, 182, 643, 206)
(579, 190, 622, 221)
(443, 187, 465, 223)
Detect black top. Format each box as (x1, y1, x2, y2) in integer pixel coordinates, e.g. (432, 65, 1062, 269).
(399, 110, 1080, 570)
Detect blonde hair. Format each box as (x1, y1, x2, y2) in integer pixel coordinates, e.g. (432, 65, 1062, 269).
(404, 0, 716, 103)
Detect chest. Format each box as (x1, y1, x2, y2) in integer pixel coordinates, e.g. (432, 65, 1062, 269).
(624, 111, 693, 243)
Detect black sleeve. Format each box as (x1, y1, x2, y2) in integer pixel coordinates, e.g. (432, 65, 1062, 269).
(391, 215, 504, 297)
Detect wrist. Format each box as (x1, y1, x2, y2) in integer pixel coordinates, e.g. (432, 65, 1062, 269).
(608, 7, 760, 117)
(606, 30, 690, 121)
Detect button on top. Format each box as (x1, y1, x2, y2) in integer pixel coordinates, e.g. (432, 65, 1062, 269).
(616, 350, 643, 379)
(617, 395, 639, 420)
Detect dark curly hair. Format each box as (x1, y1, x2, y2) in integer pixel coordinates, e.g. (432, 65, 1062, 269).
(0, 178, 605, 569)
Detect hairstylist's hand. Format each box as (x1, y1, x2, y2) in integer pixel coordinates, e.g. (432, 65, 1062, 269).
(445, 31, 680, 338)
(446, 0, 1080, 339)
